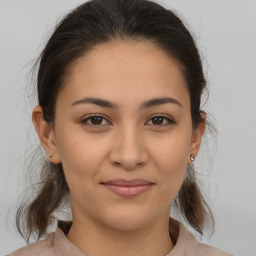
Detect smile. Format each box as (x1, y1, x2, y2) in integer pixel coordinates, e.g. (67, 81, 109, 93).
(101, 179, 154, 197)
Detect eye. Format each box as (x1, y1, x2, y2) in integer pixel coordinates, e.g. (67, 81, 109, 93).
(80, 114, 110, 127)
(80, 114, 175, 128)
(147, 115, 175, 126)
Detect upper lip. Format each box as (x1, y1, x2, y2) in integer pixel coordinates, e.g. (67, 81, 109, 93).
(101, 179, 154, 186)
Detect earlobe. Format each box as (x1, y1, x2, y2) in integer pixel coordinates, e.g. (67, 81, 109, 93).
(32, 105, 61, 163)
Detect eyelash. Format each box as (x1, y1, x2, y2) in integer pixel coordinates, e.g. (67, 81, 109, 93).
(80, 114, 175, 128)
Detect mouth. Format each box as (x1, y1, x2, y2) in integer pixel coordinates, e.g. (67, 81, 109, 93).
(100, 179, 155, 197)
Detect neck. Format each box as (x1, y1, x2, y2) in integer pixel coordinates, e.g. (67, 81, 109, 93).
(66, 213, 174, 256)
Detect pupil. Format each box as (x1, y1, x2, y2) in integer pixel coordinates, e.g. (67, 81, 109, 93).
(153, 117, 163, 125)
(92, 117, 102, 125)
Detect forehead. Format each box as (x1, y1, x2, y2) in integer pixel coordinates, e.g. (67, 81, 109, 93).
(58, 40, 190, 110)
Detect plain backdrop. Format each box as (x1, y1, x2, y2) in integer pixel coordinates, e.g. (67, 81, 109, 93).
(1, 0, 256, 255)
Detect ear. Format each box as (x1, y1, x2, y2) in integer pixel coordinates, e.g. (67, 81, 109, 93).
(32, 105, 61, 164)
(188, 112, 206, 164)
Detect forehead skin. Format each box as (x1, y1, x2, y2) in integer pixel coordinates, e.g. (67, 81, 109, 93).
(56, 40, 190, 119)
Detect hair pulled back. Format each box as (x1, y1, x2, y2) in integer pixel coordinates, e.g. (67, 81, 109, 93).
(17, 0, 214, 242)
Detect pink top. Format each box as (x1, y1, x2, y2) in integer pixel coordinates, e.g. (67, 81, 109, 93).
(8, 218, 232, 256)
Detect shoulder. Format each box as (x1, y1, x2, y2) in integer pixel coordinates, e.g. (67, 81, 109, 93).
(7, 233, 56, 256)
(197, 243, 233, 256)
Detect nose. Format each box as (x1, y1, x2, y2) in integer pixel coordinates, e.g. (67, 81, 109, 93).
(108, 124, 149, 170)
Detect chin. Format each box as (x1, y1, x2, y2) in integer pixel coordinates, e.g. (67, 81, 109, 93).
(99, 209, 152, 231)
(106, 219, 149, 231)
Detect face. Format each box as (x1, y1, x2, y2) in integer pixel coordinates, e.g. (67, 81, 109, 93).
(35, 41, 204, 231)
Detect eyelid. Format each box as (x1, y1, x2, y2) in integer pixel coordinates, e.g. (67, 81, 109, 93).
(80, 113, 175, 128)
(146, 114, 175, 126)
(80, 114, 111, 127)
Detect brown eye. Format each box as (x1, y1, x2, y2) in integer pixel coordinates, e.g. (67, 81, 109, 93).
(152, 116, 164, 125)
(81, 115, 109, 127)
(147, 116, 174, 126)
(90, 116, 103, 125)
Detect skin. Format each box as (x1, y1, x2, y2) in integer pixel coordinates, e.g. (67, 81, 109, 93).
(32, 40, 205, 256)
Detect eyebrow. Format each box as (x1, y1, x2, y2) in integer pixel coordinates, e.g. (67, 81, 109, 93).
(71, 96, 182, 110)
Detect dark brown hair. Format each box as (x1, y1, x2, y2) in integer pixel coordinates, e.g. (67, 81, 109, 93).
(17, 0, 214, 242)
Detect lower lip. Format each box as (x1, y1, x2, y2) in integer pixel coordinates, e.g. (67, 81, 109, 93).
(102, 184, 153, 197)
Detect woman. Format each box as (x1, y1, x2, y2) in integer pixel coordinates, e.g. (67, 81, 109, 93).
(9, 0, 232, 255)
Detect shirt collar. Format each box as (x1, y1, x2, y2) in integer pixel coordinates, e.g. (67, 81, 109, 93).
(53, 224, 85, 255)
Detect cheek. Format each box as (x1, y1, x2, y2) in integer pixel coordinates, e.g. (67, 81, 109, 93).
(55, 126, 107, 189)
(152, 131, 191, 200)
(152, 128, 191, 169)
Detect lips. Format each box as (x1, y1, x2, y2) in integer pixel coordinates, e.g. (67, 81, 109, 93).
(101, 179, 154, 197)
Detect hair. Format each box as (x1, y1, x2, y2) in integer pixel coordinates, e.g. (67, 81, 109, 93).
(16, 0, 214, 242)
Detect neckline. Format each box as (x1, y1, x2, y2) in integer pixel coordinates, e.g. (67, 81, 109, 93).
(53, 217, 198, 256)
(57, 217, 180, 240)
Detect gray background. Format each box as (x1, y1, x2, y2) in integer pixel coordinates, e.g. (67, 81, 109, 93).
(1, 1, 256, 255)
